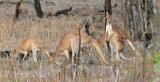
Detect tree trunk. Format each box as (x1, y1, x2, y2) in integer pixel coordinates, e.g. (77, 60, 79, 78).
(124, 0, 144, 40)
(34, 0, 43, 18)
(124, 0, 155, 40)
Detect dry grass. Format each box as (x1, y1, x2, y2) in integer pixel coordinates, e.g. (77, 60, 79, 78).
(0, 0, 159, 82)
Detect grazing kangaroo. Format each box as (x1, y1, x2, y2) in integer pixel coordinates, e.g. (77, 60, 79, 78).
(11, 36, 49, 62)
(52, 29, 107, 65)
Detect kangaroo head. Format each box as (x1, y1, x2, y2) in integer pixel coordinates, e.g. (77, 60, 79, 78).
(106, 12, 112, 24)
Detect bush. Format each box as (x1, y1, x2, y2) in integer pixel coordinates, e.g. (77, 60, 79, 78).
(153, 52, 160, 82)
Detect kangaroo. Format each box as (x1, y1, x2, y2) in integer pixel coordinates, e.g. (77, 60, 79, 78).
(11, 36, 49, 62)
(52, 30, 107, 65)
(96, 13, 138, 61)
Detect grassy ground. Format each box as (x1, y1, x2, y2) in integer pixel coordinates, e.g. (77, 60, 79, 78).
(0, 0, 159, 82)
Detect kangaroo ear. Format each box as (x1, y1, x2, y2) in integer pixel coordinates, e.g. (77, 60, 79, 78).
(106, 12, 112, 23)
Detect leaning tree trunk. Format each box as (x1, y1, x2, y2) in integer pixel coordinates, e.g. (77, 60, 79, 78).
(34, 0, 43, 18)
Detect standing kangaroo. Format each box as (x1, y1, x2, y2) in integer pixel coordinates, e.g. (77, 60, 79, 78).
(99, 13, 138, 61)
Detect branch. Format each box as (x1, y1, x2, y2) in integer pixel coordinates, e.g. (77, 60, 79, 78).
(54, 7, 72, 16)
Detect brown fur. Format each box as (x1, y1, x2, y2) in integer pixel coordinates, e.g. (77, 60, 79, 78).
(97, 32, 108, 47)
(53, 30, 107, 65)
(98, 24, 136, 60)
(105, 13, 132, 53)
(11, 36, 49, 62)
(110, 25, 129, 52)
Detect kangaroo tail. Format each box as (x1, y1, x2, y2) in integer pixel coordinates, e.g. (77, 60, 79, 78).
(126, 39, 135, 51)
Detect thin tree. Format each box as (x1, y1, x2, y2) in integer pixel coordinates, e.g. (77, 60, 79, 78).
(34, 0, 43, 18)
(104, 0, 112, 64)
(13, 0, 23, 22)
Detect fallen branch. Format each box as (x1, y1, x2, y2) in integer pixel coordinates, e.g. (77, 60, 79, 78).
(54, 7, 72, 16)
(0, 1, 30, 5)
